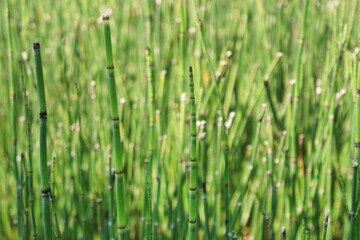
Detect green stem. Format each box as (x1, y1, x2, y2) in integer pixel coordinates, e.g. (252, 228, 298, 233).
(349, 162, 358, 240)
(188, 66, 197, 240)
(145, 46, 155, 240)
(33, 42, 52, 240)
(102, 16, 127, 239)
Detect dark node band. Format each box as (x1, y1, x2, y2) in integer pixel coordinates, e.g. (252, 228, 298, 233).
(118, 225, 126, 230)
(224, 183, 228, 188)
(189, 66, 193, 72)
(191, 134, 197, 137)
(190, 158, 196, 162)
(202, 181, 206, 192)
(189, 96, 195, 100)
(41, 189, 50, 197)
(337, 54, 342, 62)
(188, 219, 196, 224)
(40, 111, 47, 119)
(189, 83, 194, 87)
(112, 117, 120, 121)
(190, 113, 196, 117)
(355, 142, 360, 148)
(107, 65, 114, 70)
(33, 42, 40, 49)
(189, 187, 197, 191)
(115, 170, 124, 175)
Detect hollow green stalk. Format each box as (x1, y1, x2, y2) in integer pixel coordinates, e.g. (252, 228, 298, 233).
(33, 42, 52, 240)
(102, 16, 127, 239)
(290, 1, 309, 237)
(109, 157, 115, 240)
(349, 162, 358, 240)
(20, 60, 37, 239)
(50, 157, 61, 239)
(145, 46, 155, 240)
(188, 66, 197, 239)
(6, 1, 21, 238)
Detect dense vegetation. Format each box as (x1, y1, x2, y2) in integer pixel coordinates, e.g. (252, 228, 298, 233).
(1, 0, 360, 239)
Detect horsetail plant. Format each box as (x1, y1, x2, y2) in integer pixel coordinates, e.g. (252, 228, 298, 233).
(349, 162, 358, 240)
(20, 60, 37, 239)
(145, 46, 155, 240)
(6, 1, 21, 237)
(188, 66, 198, 239)
(50, 157, 61, 239)
(290, 0, 310, 237)
(102, 15, 127, 239)
(33, 42, 52, 240)
(109, 157, 115, 240)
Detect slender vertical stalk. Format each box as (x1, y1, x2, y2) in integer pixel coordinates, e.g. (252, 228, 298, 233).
(33, 42, 52, 240)
(188, 66, 197, 239)
(22, 152, 30, 240)
(102, 16, 127, 239)
(50, 157, 61, 239)
(349, 162, 358, 240)
(322, 210, 329, 240)
(200, 132, 211, 240)
(108, 157, 115, 240)
(75, 83, 86, 239)
(21, 59, 37, 240)
(290, 1, 310, 237)
(145, 46, 155, 240)
(6, 1, 21, 237)
(19, 152, 24, 240)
